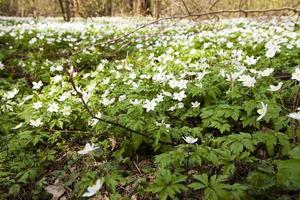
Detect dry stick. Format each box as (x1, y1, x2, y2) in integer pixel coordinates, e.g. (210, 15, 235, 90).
(209, 0, 220, 11)
(180, 0, 191, 16)
(46, 128, 93, 134)
(133, 161, 142, 175)
(64, 67, 174, 146)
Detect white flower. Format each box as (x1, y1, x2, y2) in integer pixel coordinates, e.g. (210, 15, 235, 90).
(136, 44, 143, 49)
(130, 99, 142, 105)
(88, 112, 102, 126)
(268, 82, 283, 92)
(47, 103, 59, 113)
(82, 91, 91, 103)
(12, 122, 23, 129)
(59, 92, 71, 102)
(78, 143, 99, 155)
(292, 68, 300, 81)
(265, 42, 280, 58)
(155, 120, 171, 129)
(182, 136, 198, 144)
(32, 80, 43, 90)
(244, 56, 258, 65)
(169, 80, 178, 89)
(154, 94, 164, 103)
(288, 112, 300, 120)
(30, 118, 43, 127)
(52, 74, 62, 83)
(100, 97, 115, 106)
(61, 106, 71, 116)
(226, 71, 244, 82)
(162, 90, 172, 97)
(50, 66, 56, 72)
(129, 72, 136, 79)
(0, 62, 4, 70)
(257, 102, 268, 121)
(4, 88, 19, 99)
(173, 91, 186, 101)
(56, 65, 63, 71)
(258, 68, 274, 77)
(82, 179, 104, 197)
(23, 95, 33, 102)
(191, 101, 200, 108)
(249, 69, 258, 74)
(168, 106, 176, 111)
(33, 101, 43, 110)
(102, 78, 110, 85)
(226, 42, 233, 48)
(177, 102, 184, 109)
(232, 49, 243, 58)
(118, 95, 127, 102)
(131, 82, 139, 89)
(238, 75, 256, 87)
(266, 49, 276, 58)
(86, 83, 96, 92)
(169, 79, 188, 90)
(143, 99, 157, 112)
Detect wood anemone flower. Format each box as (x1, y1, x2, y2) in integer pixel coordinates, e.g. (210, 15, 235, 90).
(257, 102, 268, 121)
(82, 179, 104, 197)
(78, 143, 99, 155)
(182, 136, 198, 144)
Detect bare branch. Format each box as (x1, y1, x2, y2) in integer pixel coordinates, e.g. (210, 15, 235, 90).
(180, 0, 191, 16)
(70, 6, 299, 56)
(189, 0, 202, 13)
(209, 0, 220, 11)
(64, 66, 174, 146)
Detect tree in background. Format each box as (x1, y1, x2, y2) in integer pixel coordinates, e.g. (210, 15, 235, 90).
(0, 0, 298, 20)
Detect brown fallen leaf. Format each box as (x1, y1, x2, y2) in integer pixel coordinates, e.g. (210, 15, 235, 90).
(90, 194, 110, 200)
(108, 137, 117, 150)
(45, 180, 65, 200)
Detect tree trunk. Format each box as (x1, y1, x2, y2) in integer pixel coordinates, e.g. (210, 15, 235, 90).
(58, 0, 71, 21)
(30, 0, 38, 19)
(73, 0, 81, 17)
(133, 0, 147, 16)
(65, 0, 71, 21)
(104, 0, 113, 16)
(151, 0, 160, 20)
(58, 0, 66, 21)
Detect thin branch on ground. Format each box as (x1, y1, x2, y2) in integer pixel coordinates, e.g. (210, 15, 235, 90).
(63, 66, 174, 146)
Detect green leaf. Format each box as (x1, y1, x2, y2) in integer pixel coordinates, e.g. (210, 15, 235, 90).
(289, 146, 300, 159)
(276, 159, 300, 190)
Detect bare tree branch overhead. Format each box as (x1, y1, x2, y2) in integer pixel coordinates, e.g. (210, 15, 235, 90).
(68, 6, 299, 56)
(180, 0, 191, 15)
(1, 0, 299, 20)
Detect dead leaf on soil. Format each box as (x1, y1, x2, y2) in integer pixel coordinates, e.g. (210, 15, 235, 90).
(45, 180, 65, 200)
(108, 137, 117, 150)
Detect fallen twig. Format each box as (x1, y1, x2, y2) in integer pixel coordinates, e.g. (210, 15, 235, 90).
(64, 65, 174, 146)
